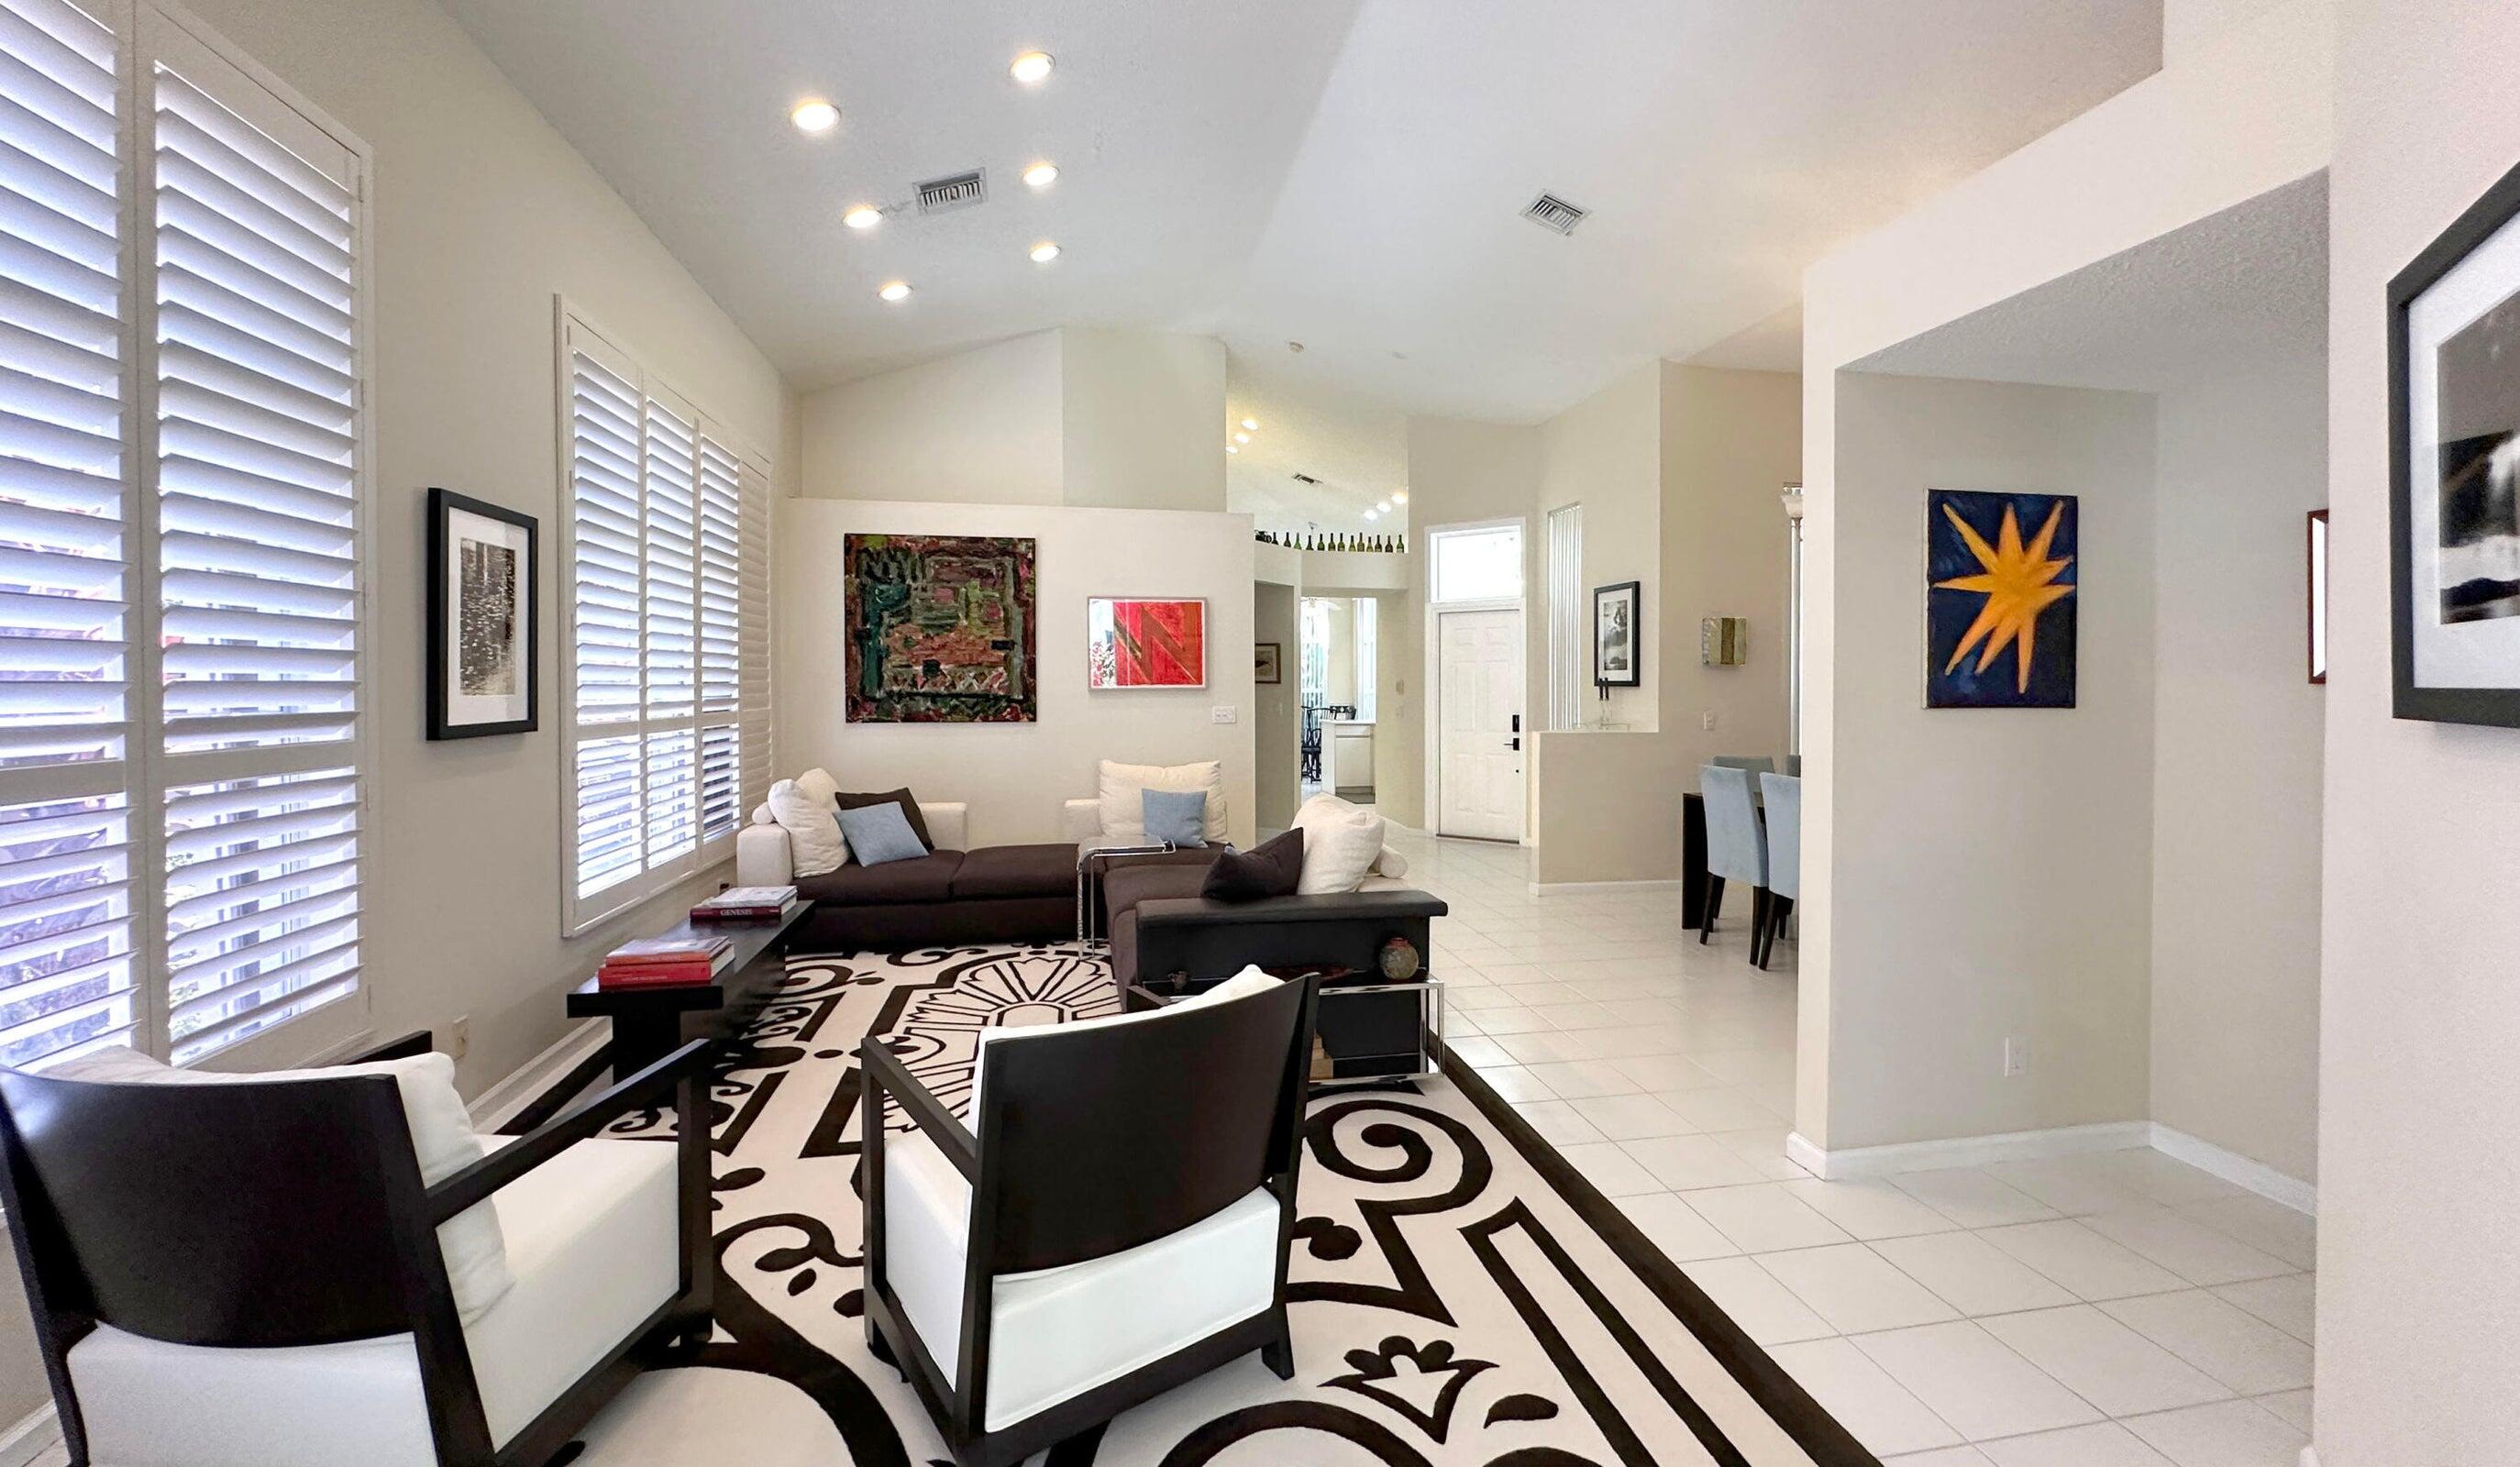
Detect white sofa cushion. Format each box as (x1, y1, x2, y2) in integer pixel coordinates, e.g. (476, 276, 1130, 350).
(768, 777, 848, 877)
(1096, 759, 1226, 844)
(48, 1046, 512, 1324)
(886, 1139, 1278, 1433)
(1291, 793, 1387, 895)
(66, 1135, 678, 1464)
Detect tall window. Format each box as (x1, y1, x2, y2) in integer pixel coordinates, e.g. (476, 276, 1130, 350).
(559, 312, 770, 934)
(0, 0, 371, 1068)
(1546, 503, 1584, 728)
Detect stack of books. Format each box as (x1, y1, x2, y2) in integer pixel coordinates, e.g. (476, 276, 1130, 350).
(691, 885, 801, 922)
(596, 935, 731, 988)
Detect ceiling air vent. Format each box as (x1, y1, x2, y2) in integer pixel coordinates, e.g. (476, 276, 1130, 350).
(1292, 473, 1322, 485)
(915, 168, 988, 215)
(1522, 193, 1587, 236)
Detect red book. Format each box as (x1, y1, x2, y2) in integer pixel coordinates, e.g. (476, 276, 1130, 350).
(604, 936, 728, 967)
(597, 960, 716, 988)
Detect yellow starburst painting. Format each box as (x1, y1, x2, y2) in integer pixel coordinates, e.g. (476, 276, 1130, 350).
(1926, 491, 2078, 708)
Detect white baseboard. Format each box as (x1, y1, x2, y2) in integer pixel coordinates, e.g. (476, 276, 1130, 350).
(2150, 1123, 2317, 1216)
(0, 1403, 55, 1467)
(1527, 877, 1685, 896)
(470, 1019, 611, 1131)
(1785, 1121, 2151, 1180)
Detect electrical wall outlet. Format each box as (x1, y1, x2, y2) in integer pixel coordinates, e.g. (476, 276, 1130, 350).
(450, 1014, 471, 1061)
(1700, 710, 1718, 730)
(2003, 1036, 2028, 1077)
(1210, 705, 1237, 724)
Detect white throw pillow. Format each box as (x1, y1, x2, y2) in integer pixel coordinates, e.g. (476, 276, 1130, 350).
(1175, 965, 1285, 1009)
(768, 777, 849, 877)
(1292, 793, 1387, 895)
(47, 1046, 514, 1323)
(1097, 759, 1227, 844)
(1373, 846, 1409, 880)
(794, 766, 841, 809)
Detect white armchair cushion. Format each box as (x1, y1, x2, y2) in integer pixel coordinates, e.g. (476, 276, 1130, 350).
(67, 1136, 677, 1465)
(886, 1137, 1278, 1433)
(1291, 793, 1387, 895)
(768, 778, 848, 877)
(916, 800, 969, 853)
(48, 1047, 512, 1324)
(1063, 799, 1104, 844)
(1096, 759, 1226, 844)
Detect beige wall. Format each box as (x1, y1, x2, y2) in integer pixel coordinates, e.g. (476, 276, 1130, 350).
(1540, 367, 1663, 732)
(801, 331, 1064, 504)
(1254, 583, 1299, 829)
(1061, 328, 1228, 511)
(1529, 732, 1685, 882)
(1662, 366, 1802, 771)
(0, 0, 799, 1437)
(1820, 374, 2159, 1151)
(800, 327, 1225, 512)
(2317, 0, 2520, 1459)
(774, 498, 1258, 848)
(2150, 358, 2327, 1183)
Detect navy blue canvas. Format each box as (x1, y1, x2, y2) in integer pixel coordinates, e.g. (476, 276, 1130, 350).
(1925, 489, 2079, 710)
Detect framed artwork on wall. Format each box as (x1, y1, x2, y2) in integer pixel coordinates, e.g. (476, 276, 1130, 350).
(846, 534, 1037, 722)
(2390, 156, 2520, 726)
(1087, 597, 1207, 689)
(1255, 642, 1283, 685)
(1924, 489, 2078, 710)
(426, 488, 537, 739)
(2309, 509, 2330, 685)
(1593, 580, 1641, 687)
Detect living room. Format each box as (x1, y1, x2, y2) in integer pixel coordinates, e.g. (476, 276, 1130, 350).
(0, 1, 2512, 1465)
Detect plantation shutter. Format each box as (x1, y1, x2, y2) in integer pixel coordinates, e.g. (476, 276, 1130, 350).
(558, 311, 768, 934)
(1, 0, 370, 1068)
(735, 452, 771, 817)
(147, 13, 365, 1064)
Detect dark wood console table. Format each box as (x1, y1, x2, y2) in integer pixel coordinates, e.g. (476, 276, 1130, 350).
(567, 904, 808, 1080)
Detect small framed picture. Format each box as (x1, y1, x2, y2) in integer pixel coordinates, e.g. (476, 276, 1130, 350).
(1593, 580, 1641, 687)
(426, 488, 537, 739)
(2391, 156, 2520, 725)
(2308, 509, 2329, 685)
(1087, 597, 1207, 689)
(1255, 642, 1283, 685)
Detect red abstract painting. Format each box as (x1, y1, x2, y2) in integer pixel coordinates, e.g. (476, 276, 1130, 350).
(1088, 598, 1207, 689)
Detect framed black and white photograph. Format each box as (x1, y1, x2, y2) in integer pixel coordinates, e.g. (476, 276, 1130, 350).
(426, 487, 537, 739)
(1593, 580, 1641, 688)
(2391, 157, 2520, 726)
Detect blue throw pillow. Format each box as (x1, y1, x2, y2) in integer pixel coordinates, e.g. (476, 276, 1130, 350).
(835, 800, 930, 866)
(1142, 789, 1207, 847)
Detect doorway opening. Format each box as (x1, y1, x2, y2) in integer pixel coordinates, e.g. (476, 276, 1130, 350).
(1424, 520, 1526, 842)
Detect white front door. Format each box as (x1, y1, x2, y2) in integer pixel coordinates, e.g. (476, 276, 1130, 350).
(1437, 608, 1524, 841)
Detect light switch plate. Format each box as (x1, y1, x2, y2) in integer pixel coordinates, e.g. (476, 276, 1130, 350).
(1211, 705, 1237, 724)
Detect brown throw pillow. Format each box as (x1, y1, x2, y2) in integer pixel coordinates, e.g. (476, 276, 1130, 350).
(1201, 828, 1303, 901)
(836, 788, 934, 850)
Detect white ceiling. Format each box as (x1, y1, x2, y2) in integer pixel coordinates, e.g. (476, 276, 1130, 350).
(1225, 354, 1409, 535)
(1852, 171, 2328, 392)
(442, 0, 2163, 431)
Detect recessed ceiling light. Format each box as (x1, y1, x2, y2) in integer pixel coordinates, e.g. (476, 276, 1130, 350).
(1233, 432, 1251, 445)
(1010, 50, 1054, 84)
(1241, 418, 1258, 431)
(1376, 500, 1393, 513)
(1225, 445, 1239, 455)
(878, 281, 912, 302)
(790, 99, 841, 134)
(1392, 491, 1409, 504)
(843, 204, 881, 230)
(1364, 509, 1380, 521)
(1022, 161, 1060, 189)
(1029, 241, 1061, 263)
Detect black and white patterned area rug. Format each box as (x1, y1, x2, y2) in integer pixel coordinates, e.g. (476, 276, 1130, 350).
(578, 946, 1874, 1467)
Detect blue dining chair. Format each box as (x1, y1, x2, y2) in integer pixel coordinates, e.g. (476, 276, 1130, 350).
(1697, 765, 1766, 946)
(1757, 773, 1800, 969)
(1709, 756, 1775, 777)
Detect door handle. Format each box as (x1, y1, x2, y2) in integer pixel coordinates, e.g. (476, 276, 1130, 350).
(1507, 737, 1520, 751)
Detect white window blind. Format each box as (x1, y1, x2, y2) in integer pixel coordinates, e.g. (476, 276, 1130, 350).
(560, 312, 768, 934)
(0, 0, 370, 1068)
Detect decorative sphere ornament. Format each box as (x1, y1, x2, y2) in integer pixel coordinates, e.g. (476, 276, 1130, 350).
(1378, 936, 1420, 981)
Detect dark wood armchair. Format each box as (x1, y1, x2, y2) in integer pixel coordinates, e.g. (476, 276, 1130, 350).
(859, 973, 1321, 1467)
(0, 1031, 714, 1467)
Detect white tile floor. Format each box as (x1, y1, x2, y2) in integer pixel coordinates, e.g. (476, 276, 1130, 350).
(1387, 824, 2316, 1467)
